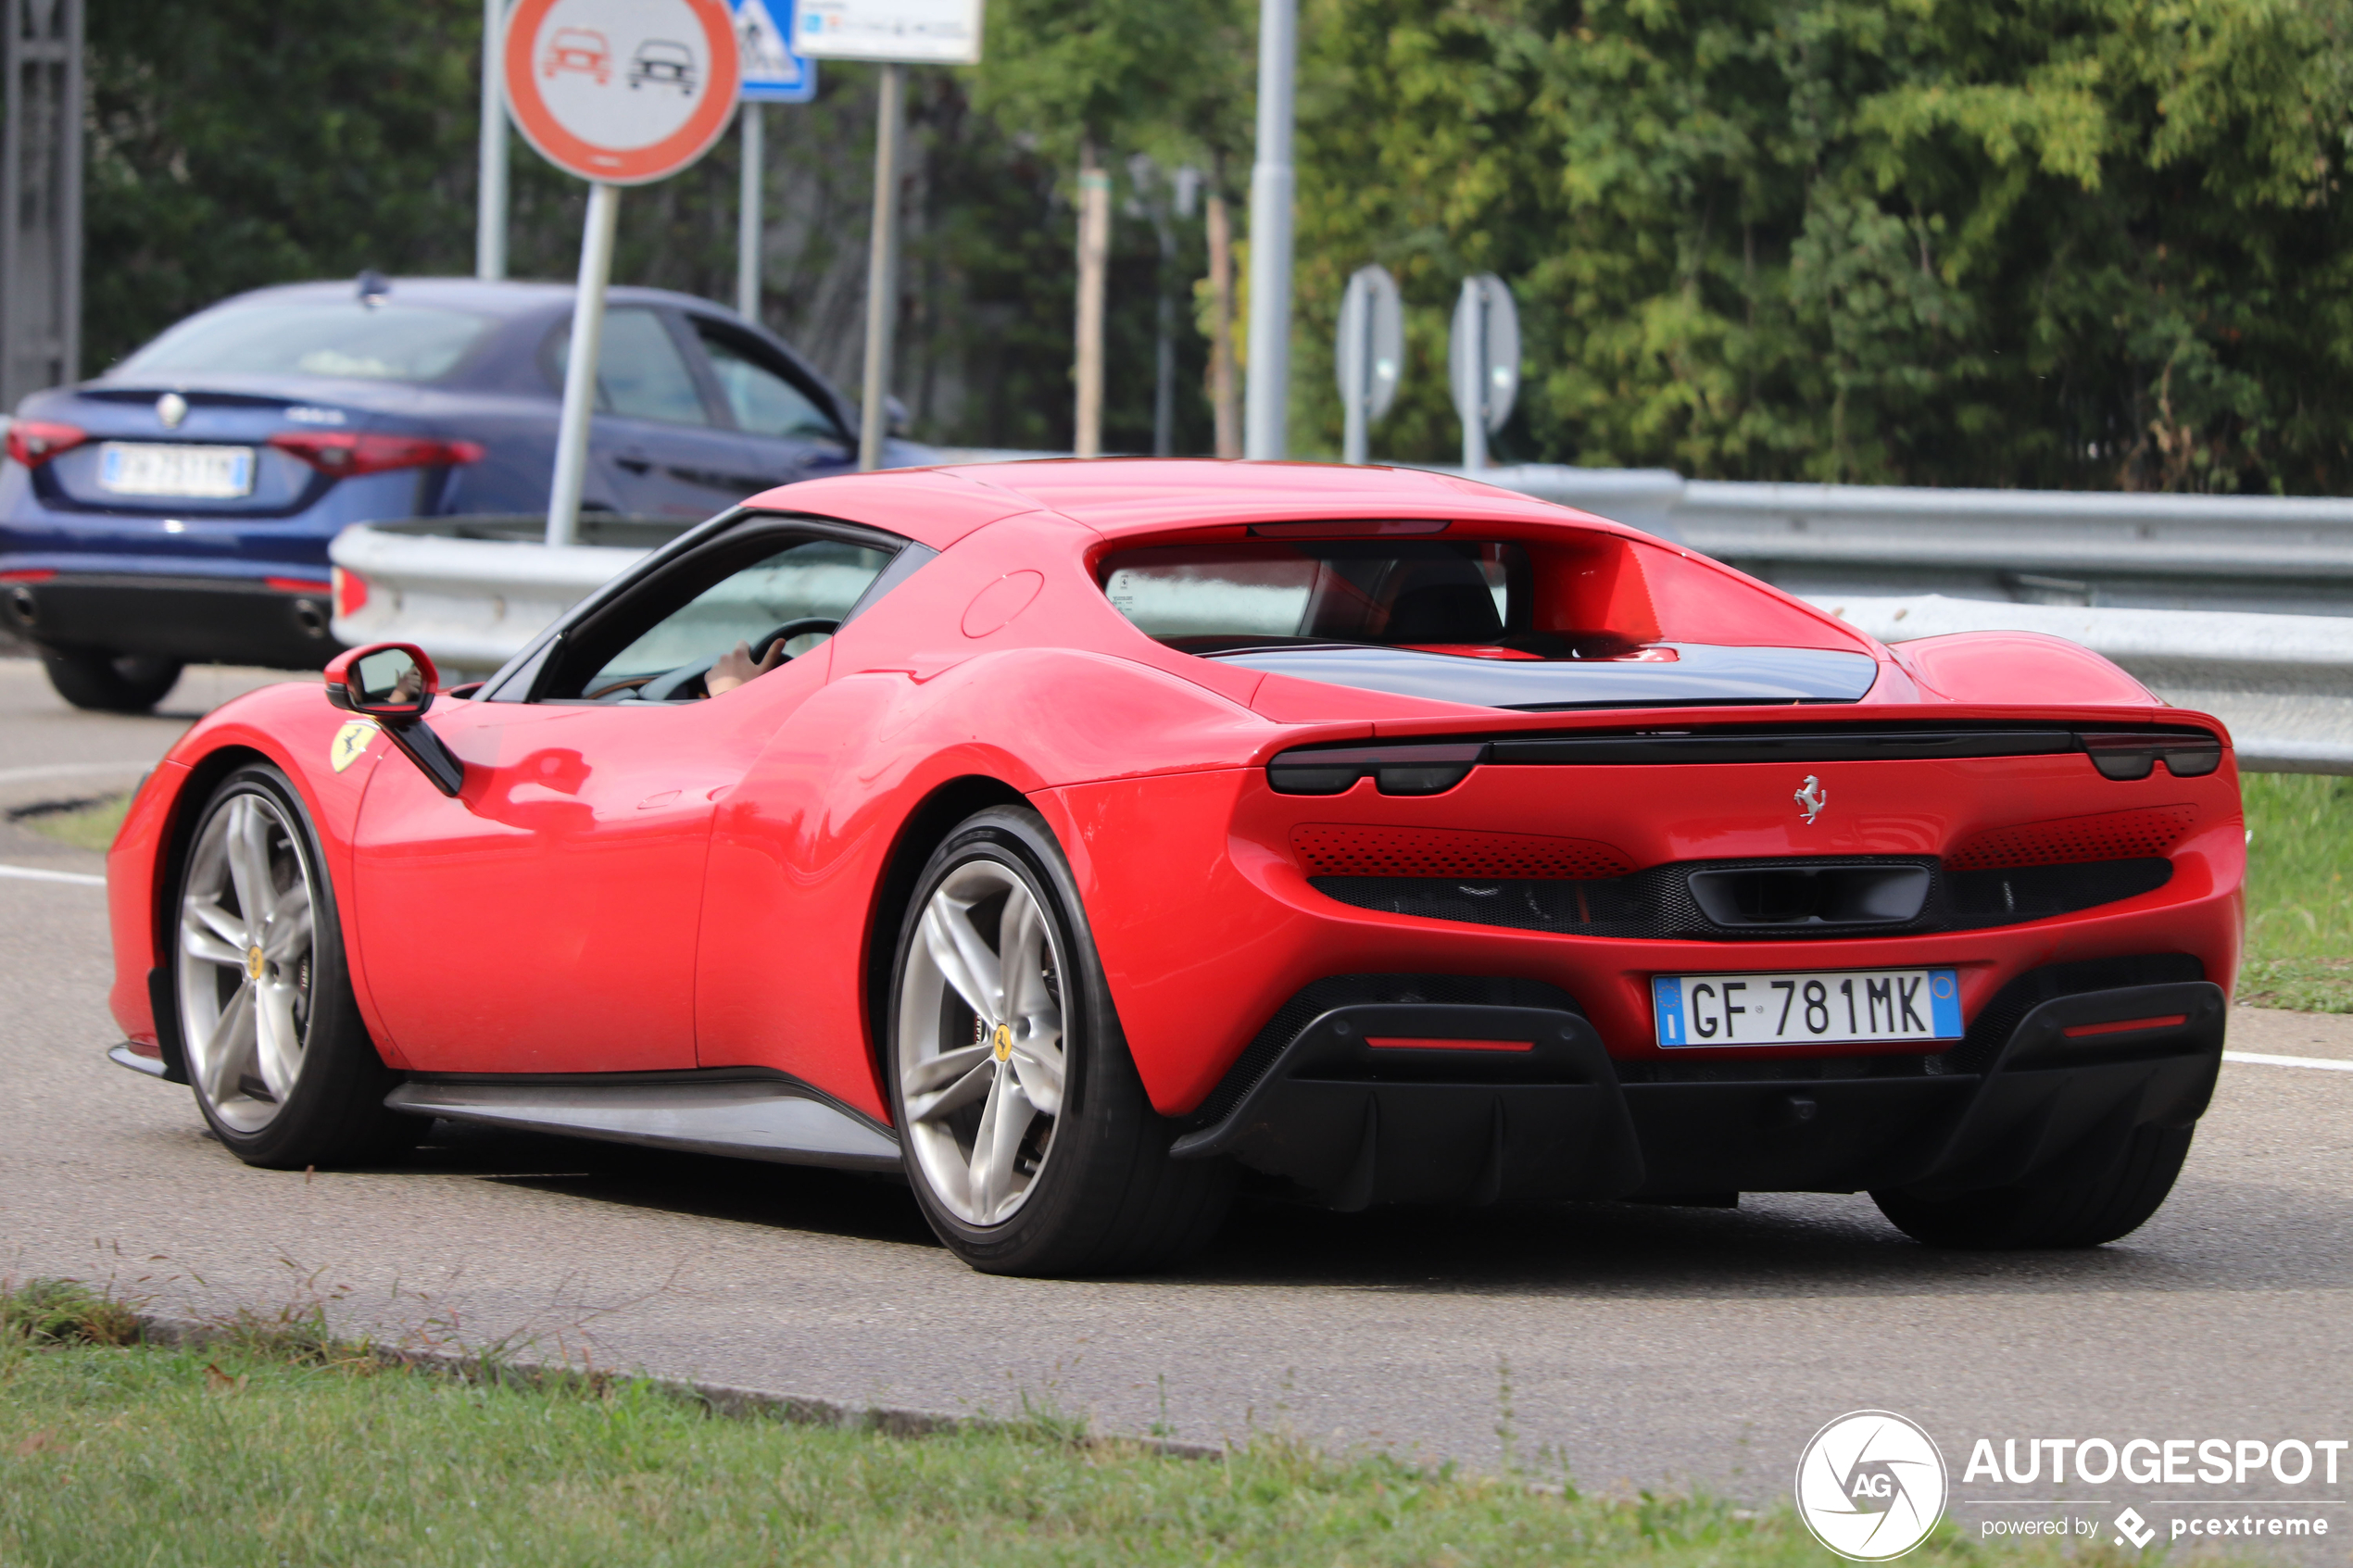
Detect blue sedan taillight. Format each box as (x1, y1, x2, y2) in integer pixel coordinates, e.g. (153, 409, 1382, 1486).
(266, 432, 485, 477)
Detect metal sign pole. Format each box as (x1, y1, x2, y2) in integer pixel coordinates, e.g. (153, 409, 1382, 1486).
(477, 0, 507, 280)
(1465, 282, 1488, 472)
(1242, 0, 1296, 460)
(1340, 285, 1370, 465)
(737, 102, 764, 320)
(858, 62, 903, 471)
(546, 182, 621, 547)
(1454, 278, 1488, 471)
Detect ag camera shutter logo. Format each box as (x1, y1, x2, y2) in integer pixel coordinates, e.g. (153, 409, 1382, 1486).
(1795, 1410, 1950, 1561)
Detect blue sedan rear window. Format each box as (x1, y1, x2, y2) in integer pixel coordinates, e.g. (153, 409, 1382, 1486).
(116, 302, 496, 383)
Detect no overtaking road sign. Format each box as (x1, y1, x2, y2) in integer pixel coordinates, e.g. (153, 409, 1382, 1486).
(504, 0, 743, 184)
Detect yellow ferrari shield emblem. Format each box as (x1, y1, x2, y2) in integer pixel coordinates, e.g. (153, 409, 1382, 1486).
(330, 720, 378, 773)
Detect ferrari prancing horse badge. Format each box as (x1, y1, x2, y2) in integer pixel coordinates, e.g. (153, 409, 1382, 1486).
(330, 720, 379, 772)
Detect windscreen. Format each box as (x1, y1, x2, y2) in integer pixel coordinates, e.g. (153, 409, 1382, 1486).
(116, 302, 497, 383)
(1101, 534, 1879, 709)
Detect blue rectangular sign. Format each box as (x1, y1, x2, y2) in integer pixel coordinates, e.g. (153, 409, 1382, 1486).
(731, 0, 818, 103)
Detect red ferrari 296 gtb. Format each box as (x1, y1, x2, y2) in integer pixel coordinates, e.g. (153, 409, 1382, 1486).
(102, 460, 2242, 1274)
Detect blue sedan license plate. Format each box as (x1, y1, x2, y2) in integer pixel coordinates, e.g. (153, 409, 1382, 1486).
(1654, 967, 1961, 1047)
(97, 441, 255, 499)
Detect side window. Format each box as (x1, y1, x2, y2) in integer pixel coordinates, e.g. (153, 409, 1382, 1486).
(567, 536, 896, 699)
(694, 322, 841, 441)
(547, 308, 711, 426)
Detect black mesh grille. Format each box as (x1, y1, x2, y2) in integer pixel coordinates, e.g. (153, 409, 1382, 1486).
(1309, 855, 2173, 939)
(1944, 859, 2172, 925)
(1188, 973, 1581, 1130)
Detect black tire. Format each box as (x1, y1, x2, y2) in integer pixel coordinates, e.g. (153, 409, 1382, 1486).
(41, 645, 183, 712)
(170, 763, 422, 1169)
(1870, 1123, 2195, 1248)
(886, 806, 1233, 1276)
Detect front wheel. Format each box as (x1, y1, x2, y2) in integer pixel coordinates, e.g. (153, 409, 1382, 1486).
(1870, 1123, 2195, 1248)
(887, 806, 1232, 1276)
(173, 764, 421, 1168)
(41, 646, 182, 712)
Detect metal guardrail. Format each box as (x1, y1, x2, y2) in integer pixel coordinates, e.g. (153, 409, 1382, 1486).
(332, 495, 2353, 772)
(330, 516, 683, 672)
(1807, 595, 2353, 774)
(938, 454, 2353, 614)
(1457, 466, 2353, 618)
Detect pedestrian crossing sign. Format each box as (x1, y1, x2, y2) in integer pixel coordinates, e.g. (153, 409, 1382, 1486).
(731, 0, 817, 103)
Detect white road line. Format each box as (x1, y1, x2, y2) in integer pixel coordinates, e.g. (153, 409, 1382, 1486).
(0, 759, 157, 784)
(0, 863, 105, 887)
(2224, 1049, 2353, 1073)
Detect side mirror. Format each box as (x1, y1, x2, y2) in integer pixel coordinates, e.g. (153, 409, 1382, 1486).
(326, 642, 436, 719)
(322, 643, 464, 797)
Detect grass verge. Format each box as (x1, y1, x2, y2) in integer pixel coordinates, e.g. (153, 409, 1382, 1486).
(0, 1280, 2152, 1568)
(7, 791, 132, 852)
(2238, 771, 2353, 1012)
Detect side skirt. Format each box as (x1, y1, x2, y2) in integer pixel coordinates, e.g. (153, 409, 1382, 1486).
(384, 1072, 902, 1173)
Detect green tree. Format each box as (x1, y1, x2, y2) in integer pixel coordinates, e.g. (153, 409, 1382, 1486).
(1293, 0, 2353, 491)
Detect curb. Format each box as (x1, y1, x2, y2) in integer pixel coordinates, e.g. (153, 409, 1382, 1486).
(130, 1311, 1227, 1462)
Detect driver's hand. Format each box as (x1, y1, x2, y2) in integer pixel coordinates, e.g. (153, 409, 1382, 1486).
(706, 637, 786, 696)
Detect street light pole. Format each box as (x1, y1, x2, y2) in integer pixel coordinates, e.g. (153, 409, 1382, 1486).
(858, 63, 904, 472)
(736, 103, 763, 320)
(1242, 0, 1295, 460)
(477, 0, 507, 280)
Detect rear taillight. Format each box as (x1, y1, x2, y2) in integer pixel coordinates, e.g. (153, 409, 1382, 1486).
(331, 566, 369, 620)
(1267, 743, 1488, 796)
(2079, 731, 2224, 781)
(268, 432, 486, 477)
(6, 420, 87, 467)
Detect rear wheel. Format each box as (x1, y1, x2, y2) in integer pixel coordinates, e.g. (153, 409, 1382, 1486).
(1870, 1123, 2195, 1248)
(887, 806, 1232, 1276)
(173, 764, 420, 1168)
(41, 645, 182, 712)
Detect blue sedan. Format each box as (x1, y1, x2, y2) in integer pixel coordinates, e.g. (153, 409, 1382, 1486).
(0, 275, 924, 710)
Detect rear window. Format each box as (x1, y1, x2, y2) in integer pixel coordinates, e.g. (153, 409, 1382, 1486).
(1101, 532, 1879, 709)
(117, 302, 496, 383)
(1107, 539, 1522, 648)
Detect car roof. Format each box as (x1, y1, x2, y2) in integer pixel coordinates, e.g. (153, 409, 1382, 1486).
(761, 458, 1632, 552)
(184, 277, 740, 322)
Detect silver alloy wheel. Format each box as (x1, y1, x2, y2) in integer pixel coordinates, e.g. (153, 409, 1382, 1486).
(897, 858, 1068, 1226)
(177, 788, 317, 1134)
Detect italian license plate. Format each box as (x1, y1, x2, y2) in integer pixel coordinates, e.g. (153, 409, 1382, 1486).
(1654, 968, 1961, 1047)
(97, 442, 255, 498)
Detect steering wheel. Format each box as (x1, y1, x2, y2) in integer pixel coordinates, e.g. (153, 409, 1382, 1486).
(632, 617, 842, 703)
(745, 617, 841, 663)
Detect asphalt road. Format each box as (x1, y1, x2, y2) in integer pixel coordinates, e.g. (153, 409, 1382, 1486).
(5, 655, 2350, 1556)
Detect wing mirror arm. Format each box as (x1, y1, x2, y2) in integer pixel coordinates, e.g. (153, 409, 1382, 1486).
(322, 642, 466, 797)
